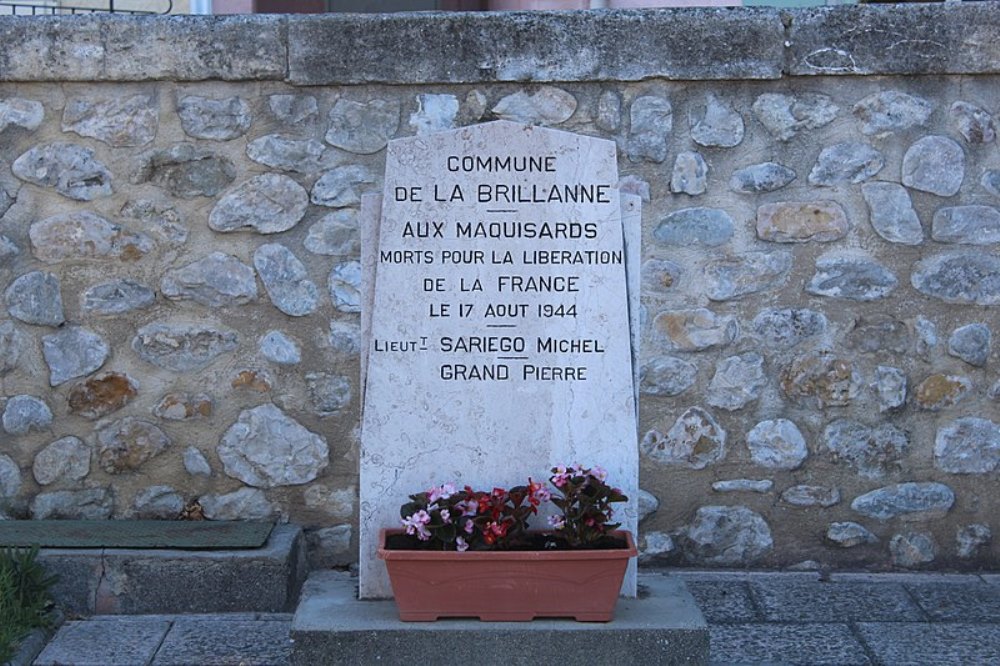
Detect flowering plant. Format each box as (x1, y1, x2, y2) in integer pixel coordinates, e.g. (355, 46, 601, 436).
(397, 465, 626, 551)
(547, 464, 628, 547)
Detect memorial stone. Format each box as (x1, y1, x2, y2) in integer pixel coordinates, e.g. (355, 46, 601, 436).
(360, 121, 638, 599)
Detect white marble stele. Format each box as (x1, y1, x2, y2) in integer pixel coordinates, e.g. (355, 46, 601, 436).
(360, 121, 638, 599)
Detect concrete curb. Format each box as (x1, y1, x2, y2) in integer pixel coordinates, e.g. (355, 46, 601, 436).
(37, 524, 306, 615)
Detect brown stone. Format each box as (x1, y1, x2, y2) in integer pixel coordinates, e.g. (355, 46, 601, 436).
(231, 369, 272, 393)
(756, 201, 848, 242)
(153, 392, 213, 421)
(67, 372, 138, 420)
(915, 374, 972, 411)
(781, 353, 860, 408)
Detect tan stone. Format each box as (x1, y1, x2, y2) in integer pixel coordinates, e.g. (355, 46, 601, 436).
(915, 374, 972, 411)
(781, 353, 860, 407)
(756, 201, 848, 242)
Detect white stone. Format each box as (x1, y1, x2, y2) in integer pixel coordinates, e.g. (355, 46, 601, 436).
(131, 485, 184, 519)
(303, 484, 355, 520)
(218, 404, 329, 488)
(329, 260, 362, 314)
(0, 454, 21, 497)
(33, 436, 90, 486)
(200, 487, 274, 521)
(310, 166, 375, 208)
(209, 174, 308, 234)
(636, 488, 659, 522)
(304, 210, 360, 256)
(746, 418, 807, 470)
(0, 97, 44, 132)
(308, 525, 353, 567)
(638, 531, 675, 565)
(890, 531, 936, 567)
(183, 447, 212, 477)
(2, 395, 52, 435)
(161, 252, 257, 307)
(956, 524, 991, 558)
(641, 407, 725, 469)
(706, 352, 766, 411)
(254, 243, 319, 317)
(409, 94, 459, 134)
(712, 479, 773, 493)
(360, 121, 637, 598)
(325, 98, 399, 154)
(491, 88, 576, 125)
(681, 505, 772, 565)
(259, 330, 301, 365)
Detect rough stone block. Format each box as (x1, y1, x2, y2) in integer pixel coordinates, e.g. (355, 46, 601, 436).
(287, 9, 784, 85)
(787, 4, 1000, 76)
(0, 15, 286, 82)
(291, 571, 708, 666)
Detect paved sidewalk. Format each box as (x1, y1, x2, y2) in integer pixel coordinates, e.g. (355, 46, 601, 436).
(675, 570, 1000, 665)
(31, 570, 1000, 665)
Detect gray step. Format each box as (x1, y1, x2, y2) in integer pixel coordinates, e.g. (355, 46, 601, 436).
(291, 570, 708, 666)
(38, 524, 306, 615)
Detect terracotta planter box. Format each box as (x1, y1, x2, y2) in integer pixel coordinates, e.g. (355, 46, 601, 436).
(377, 528, 637, 622)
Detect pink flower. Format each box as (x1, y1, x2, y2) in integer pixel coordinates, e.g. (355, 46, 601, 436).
(455, 536, 469, 552)
(456, 499, 478, 517)
(427, 483, 456, 503)
(551, 466, 571, 487)
(547, 515, 565, 530)
(591, 466, 608, 482)
(535, 487, 551, 502)
(464, 520, 475, 534)
(401, 510, 433, 540)
(440, 509, 451, 524)
(402, 509, 431, 541)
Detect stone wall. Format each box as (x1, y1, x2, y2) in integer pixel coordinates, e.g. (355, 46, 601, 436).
(1, 4, 999, 570)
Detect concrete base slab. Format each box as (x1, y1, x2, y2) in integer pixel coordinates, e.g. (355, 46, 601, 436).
(38, 524, 306, 615)
(291, 571, 708, 666)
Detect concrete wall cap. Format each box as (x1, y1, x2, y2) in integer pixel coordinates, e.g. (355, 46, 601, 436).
(0, 4, 997, 83)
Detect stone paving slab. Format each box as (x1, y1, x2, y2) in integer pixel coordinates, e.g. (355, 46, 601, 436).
(856, 622, 1000, 664)
(708, 623, 870, 665)
(34, 618, 170, 666)
(750, 579, 925, 622)
(684, 580, 760, 624)
(152, 618, 293, 666)
(904, 581, 1000, 622)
